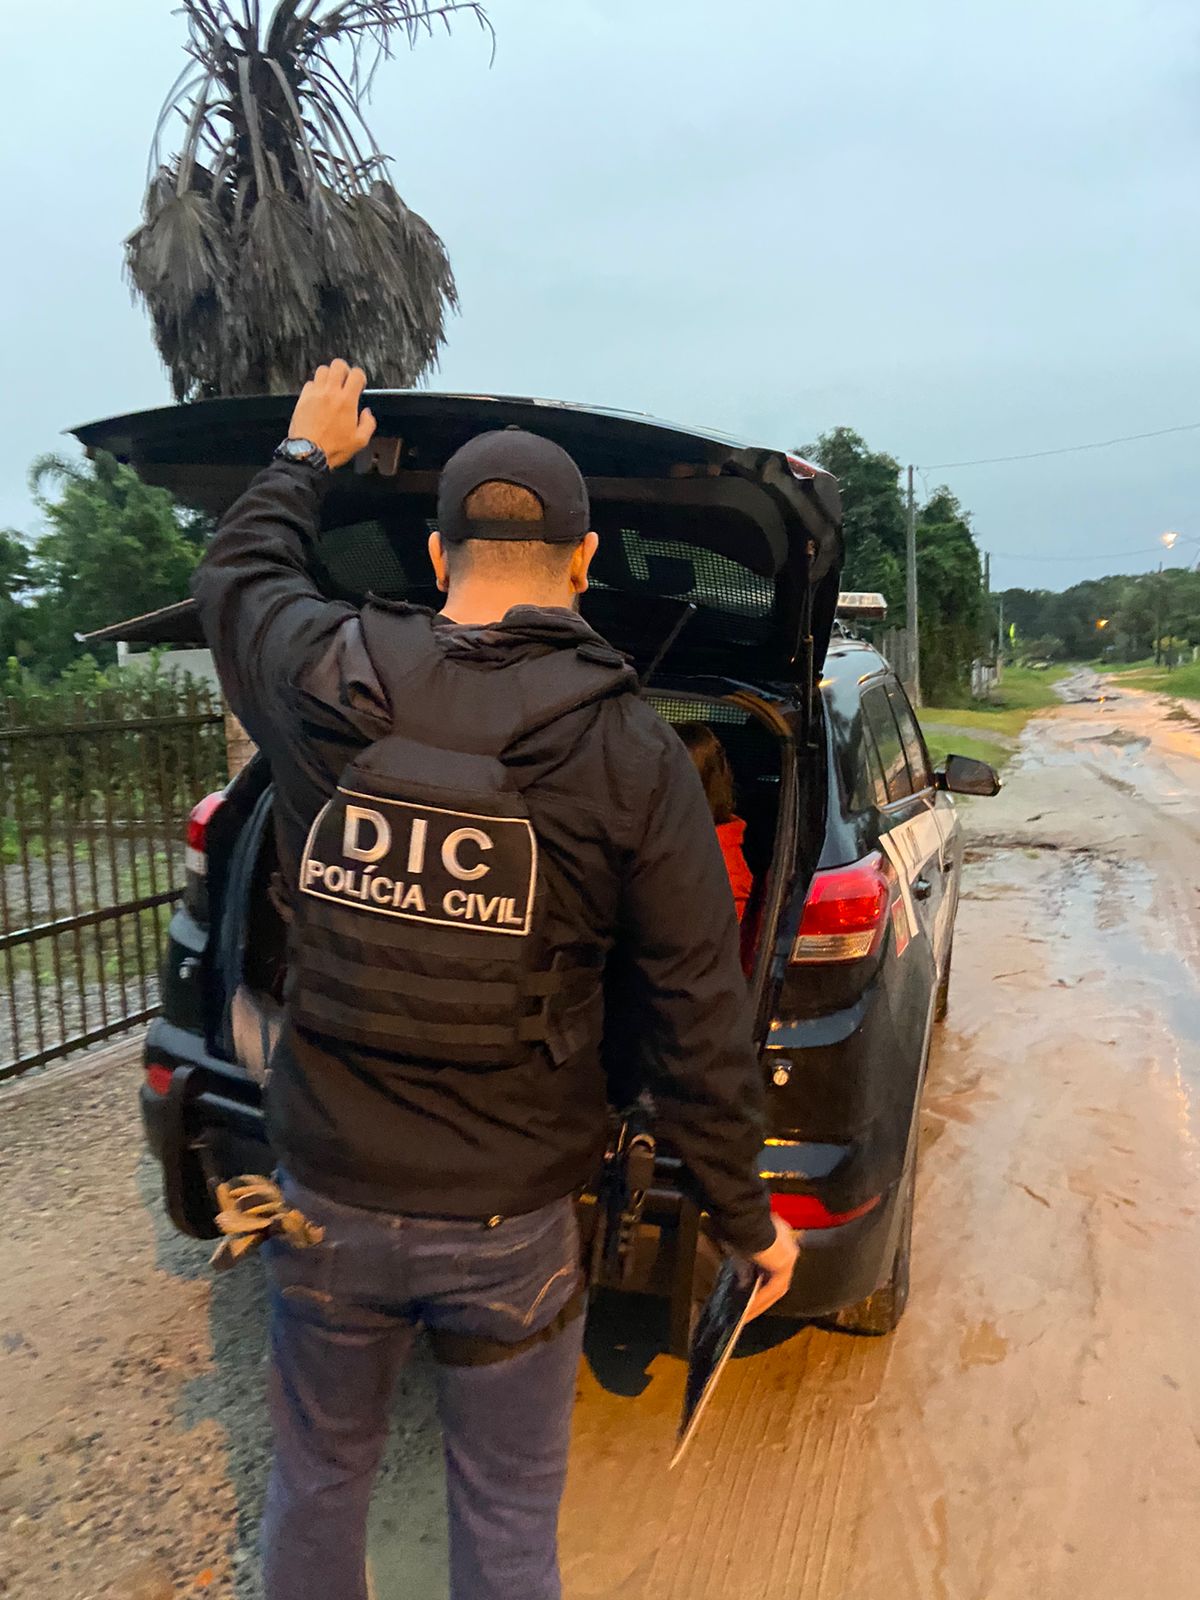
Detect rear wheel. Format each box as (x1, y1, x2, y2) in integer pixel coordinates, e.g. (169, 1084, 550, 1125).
(828, 1163, 914, 1336)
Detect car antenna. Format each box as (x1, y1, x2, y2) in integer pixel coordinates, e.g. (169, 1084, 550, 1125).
(641, 601, 698, 690)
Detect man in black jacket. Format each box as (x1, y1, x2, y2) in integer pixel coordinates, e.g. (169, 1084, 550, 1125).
(193, 360, 796, 1600)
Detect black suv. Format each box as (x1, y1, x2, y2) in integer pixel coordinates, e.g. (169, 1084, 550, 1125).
(75, 393, 997, 1342)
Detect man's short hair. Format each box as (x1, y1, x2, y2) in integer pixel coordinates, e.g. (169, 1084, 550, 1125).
(443, 480, 582, 581)
(463, 481, 544, 525)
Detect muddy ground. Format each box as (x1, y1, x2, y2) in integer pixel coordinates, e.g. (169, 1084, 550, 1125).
(2, 669, 1199, 1599)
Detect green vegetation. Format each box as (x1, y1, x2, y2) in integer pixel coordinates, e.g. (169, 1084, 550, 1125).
(1101, 660, 1200, 701)
(1, 662, 223, 859)
(1002, 568, 1200, 665)
(922, 729, 1014, 773)
(919, 664, 1073, 768)
(924, 663, 1070, 729)
(802, 428, 986, 702)
(1, 453, 207, 677)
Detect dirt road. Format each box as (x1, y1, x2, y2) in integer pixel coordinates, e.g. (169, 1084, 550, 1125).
(3, 670, 1199, 1600)
(551, 669, 1200, 1600)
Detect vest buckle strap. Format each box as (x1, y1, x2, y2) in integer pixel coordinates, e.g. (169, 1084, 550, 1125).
(516, 1013, 550, 1044)
(521, 969, 565, 999)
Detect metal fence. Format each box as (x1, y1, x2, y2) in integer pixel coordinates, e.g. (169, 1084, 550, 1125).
(1, 680, 226, 1080)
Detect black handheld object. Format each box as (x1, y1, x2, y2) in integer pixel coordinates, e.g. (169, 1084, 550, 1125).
(671, 1255, 764, 1468)
(590, 1109, 657, 1288)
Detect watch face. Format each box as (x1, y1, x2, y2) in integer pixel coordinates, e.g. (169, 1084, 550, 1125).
(274, 437, 328, 470)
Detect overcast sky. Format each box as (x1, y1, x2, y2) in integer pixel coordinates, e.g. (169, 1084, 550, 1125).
(2, 0, 1198, 590)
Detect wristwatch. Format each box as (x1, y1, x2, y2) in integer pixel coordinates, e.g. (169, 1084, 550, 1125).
(273, 437, 329, 472)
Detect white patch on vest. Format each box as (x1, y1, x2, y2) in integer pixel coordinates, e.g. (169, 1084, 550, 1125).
(299, 790, 536, 936)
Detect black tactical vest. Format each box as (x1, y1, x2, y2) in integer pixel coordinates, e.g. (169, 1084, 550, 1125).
(288, 608, 638, 1069)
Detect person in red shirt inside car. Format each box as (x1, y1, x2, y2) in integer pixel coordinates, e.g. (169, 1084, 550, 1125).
(678, 722, 753, 921)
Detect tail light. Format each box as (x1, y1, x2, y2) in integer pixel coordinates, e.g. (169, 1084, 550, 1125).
(145, 1062, 173, 1097)
(184, 791, 224, 920)
(770, 1191, 881, 1230)
(790, 852, 895, 964)
(186, 792, 224, 876)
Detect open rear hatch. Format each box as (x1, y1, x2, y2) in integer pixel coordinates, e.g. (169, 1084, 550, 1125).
(74, 393, 843, 690)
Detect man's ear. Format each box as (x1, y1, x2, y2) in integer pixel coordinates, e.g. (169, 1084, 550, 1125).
(570, 531, 600, 595)
(428, 530, 450, 594)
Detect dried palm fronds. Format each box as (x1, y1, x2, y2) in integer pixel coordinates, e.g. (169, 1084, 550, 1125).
(125, 1, 492, 399)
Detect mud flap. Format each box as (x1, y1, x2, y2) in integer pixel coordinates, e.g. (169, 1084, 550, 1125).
(160, 1066, 221, 1239)
(668, 1201, 724, 1359)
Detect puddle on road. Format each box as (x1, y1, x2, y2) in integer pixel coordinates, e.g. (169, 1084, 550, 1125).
(1082, 728, 1151, 752)
(958, 1319, 1010, 1369)
(962, 847, 1200, 1060)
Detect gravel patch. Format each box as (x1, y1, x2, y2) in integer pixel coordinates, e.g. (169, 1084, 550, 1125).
(0, 1043, 445, 1600)
(0, 1045, 241, 1599)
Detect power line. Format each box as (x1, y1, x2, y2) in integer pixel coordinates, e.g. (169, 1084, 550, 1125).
(988, 543, 1169, 563)
(924, 419, 1200, 471)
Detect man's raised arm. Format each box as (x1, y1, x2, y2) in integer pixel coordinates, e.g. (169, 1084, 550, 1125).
(191, 361, 377, 747)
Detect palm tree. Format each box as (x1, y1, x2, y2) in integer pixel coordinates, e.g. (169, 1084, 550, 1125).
(126, 1, 491, 401)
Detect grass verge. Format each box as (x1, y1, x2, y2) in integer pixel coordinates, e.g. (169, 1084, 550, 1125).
(922, 729, 1014, 772)
(1099, 659, 1200, 701)
(918, 664, 1073, 767)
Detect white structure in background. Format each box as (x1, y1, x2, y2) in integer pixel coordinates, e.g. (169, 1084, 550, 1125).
(970, 658, 999, 699)
(115, 642, 222, 696)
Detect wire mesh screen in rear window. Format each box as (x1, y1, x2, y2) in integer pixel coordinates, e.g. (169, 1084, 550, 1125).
(645, 696, 749, 727)
(308, 515, 783, 666)
(310, 519, 422, 602)
(592, 528, 774, 643)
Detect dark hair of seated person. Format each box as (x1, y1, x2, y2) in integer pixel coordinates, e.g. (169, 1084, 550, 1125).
(676, 721, 735, 825)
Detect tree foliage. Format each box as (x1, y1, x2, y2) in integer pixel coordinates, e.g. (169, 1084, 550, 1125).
(125, 1, 491, 400)
(801, 428, 905, 613)
(1002, 569, 1200, 665)
(0, 528, 34, 665)
(802, 431, 987, 699)
(915, 489, 984, 702)
(3, 453, 207, 677)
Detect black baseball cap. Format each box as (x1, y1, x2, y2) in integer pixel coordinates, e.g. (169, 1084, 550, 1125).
(437, 428, 590, 544)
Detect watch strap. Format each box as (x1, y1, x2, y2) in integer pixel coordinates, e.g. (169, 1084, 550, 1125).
(273, 438, 329, 472)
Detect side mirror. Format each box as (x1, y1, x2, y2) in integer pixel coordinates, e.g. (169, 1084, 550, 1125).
(936, 754, 1002, 797)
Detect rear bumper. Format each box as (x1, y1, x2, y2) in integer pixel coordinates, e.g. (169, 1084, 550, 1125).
(141, 1025, 898, 1319)
(584, 1145, 900, 1346)
(783, 1196, 897, 1317)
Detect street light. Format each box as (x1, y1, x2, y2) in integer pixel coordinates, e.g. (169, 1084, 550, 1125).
(1162, 531, 1181, 549)
(1096, 618, 1110, 629)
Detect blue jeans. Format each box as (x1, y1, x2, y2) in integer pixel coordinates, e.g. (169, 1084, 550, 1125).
(260, 1172, 586, 1600)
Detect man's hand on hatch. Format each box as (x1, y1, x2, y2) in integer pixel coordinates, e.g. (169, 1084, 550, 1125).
(288, 359, 377, 469)
(747, 1214, 799, 1320)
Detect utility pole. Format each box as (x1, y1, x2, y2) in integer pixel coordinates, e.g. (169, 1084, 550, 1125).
(906, 464, 920, 704)
(983, 551, 994, 691)
(1154, 561, 1163, 667)
(997, 591, 1005, 682)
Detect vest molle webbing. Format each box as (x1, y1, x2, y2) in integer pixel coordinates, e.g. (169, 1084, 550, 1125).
(290, 613, 636, 1068)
